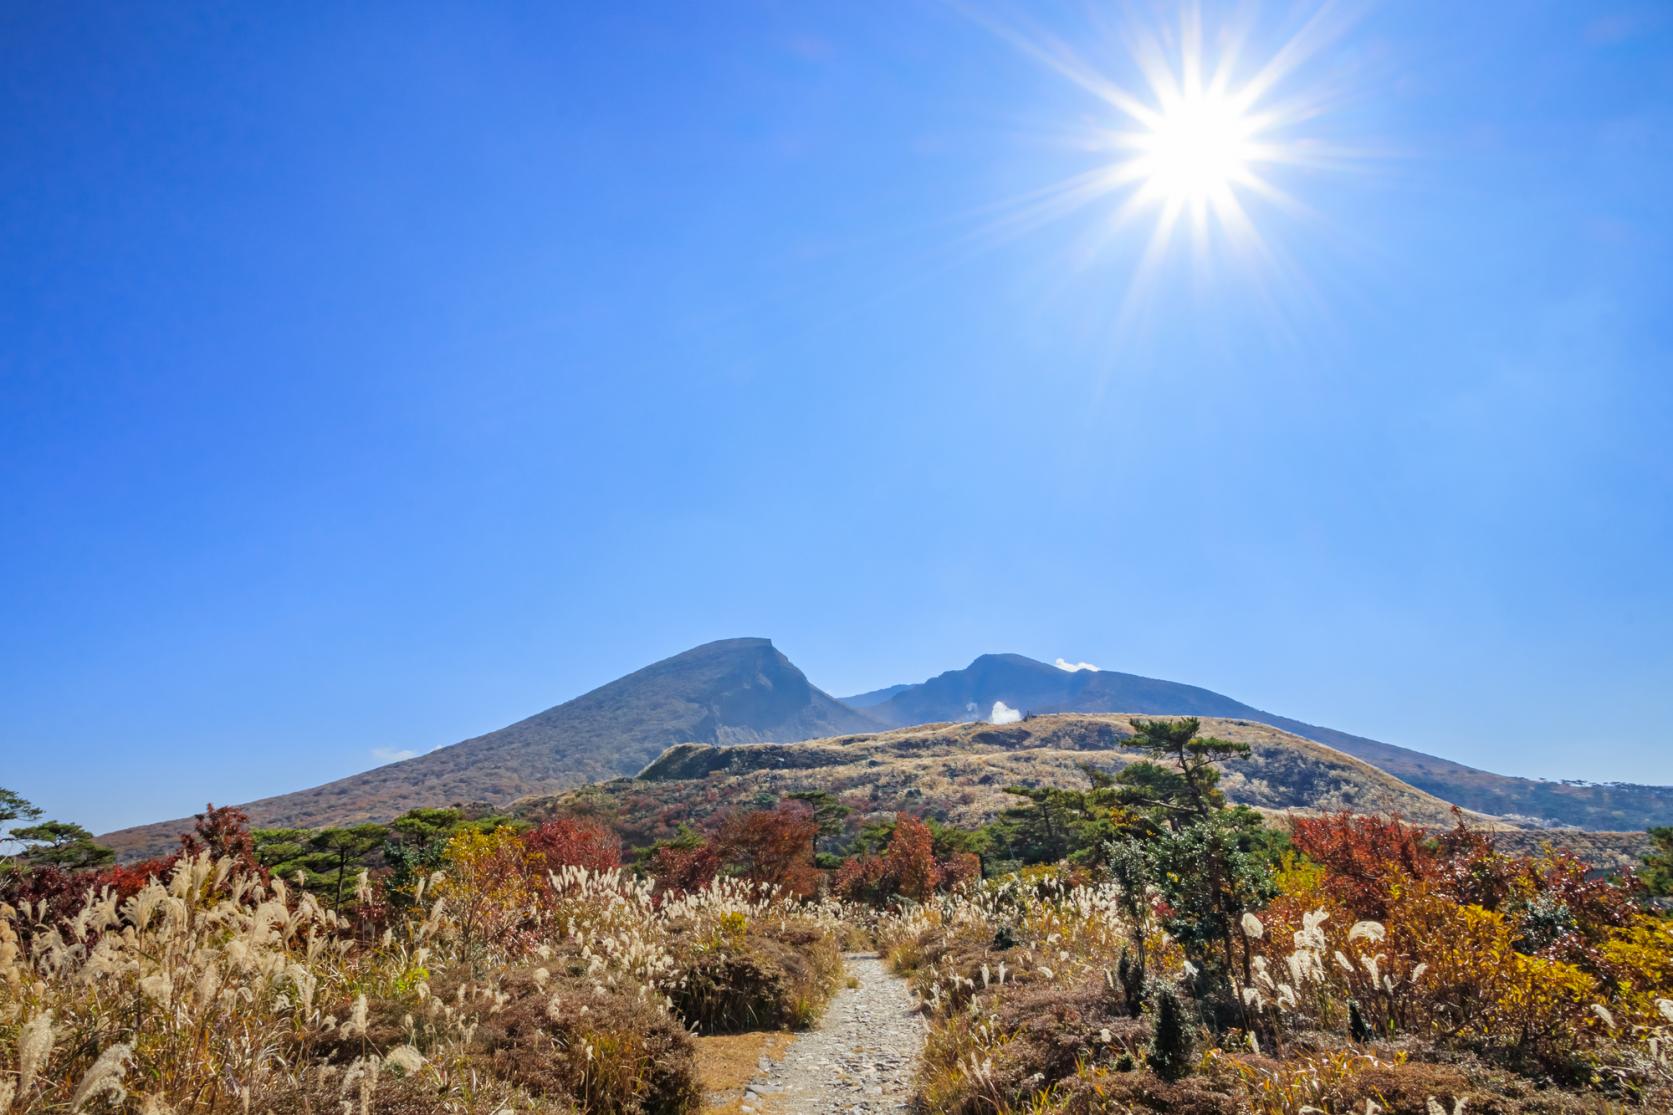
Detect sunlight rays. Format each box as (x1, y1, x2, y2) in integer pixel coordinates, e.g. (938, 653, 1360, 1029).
(958, 1, 1368, 329)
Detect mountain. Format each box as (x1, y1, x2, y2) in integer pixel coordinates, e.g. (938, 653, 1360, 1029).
(843, 654, 1673, 830)
(525, 714, 1650, 871)
(102, 638, 880, 858)
(101, 639, 1670, 860)
(623, 714, 1473, 827)
(840, 683, 915, 709)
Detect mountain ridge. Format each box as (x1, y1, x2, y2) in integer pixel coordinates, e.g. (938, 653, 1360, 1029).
(100, 637, 878, 858)
(844, 653, 1673, 830)
(99, 638, 1671, 859)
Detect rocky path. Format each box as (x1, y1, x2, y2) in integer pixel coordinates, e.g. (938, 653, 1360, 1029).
(736, 953, 925, 1114)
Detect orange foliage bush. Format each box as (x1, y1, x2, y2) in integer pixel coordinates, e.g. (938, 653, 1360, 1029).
(833, 814, 980, 904)
(650, 841, 722, 894)
(883, 814, 939, 900)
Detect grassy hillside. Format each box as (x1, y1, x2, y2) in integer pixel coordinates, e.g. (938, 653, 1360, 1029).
(517, 713, 1492, 840)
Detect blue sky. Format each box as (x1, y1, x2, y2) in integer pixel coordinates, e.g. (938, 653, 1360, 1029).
(3, 2, 1670, 833)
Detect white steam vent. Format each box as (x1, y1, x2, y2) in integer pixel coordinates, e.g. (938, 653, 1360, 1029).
(990, 701, 1023, 725)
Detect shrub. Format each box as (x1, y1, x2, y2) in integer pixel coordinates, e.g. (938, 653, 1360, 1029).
(524, 815, 623, 873)
(1288, 812, 1434, 919)
(648, 839, 721, 894)
(1599, 915, 1673, 1026)
(437, 825, 541, 949)
(1389, 889, 1602, 1065)
(465, 965, 699, 1115)
(884, 813, 940, 900)
(666, 917, 842, 1032)
(714, 801, 822, 898)
(836, 812, 970, 904)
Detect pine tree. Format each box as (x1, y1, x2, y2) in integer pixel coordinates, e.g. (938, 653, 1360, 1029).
(1348, 998, 1373, 1043)
(1643, 826, 1673, 898)
(1147, 981, 1197, 1081)
(1117, 946, 1146, 1018)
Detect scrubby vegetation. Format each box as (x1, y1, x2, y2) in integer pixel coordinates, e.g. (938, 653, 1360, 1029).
(0, 800, 844, 1114)
(4, 725, 1670, 1113)
(872, 720, 1673, 1114)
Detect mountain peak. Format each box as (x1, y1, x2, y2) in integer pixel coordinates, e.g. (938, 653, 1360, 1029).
(966, 652, 1064, 675)
(101, 636, 878, 858)
(677, 636, 775, 653)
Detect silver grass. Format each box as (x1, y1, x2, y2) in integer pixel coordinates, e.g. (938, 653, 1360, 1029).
(17, 1011, 54, 1097)
(70, 1042, 132, 1111)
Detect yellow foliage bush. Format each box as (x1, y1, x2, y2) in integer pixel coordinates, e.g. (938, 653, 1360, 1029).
(1600, 916, 1673, 1027)
(436, 825, 540, 949)
(1388, 890, 1601, 1054)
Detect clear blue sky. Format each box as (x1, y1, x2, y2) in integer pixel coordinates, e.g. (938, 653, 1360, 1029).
(3, 2, 1670, 833)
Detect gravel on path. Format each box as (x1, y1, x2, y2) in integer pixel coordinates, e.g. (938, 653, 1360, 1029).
(737, 952, 925, 1115)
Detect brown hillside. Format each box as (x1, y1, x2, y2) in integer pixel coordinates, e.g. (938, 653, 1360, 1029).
(517, 713, 1498, 839)
(100, 638, 879, 859)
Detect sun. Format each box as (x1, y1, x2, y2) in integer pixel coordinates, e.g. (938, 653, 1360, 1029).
(963, 1, 1358, 292)
(1132, 87, 1259, 207)
(1097, 22, 1293, 247)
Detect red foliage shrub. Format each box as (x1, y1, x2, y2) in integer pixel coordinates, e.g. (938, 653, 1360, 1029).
(715, 802, 822, 898)
(1288, 811, 1434, 918)
(522, 816, 622, 873)
(1, 853, 184, 941)
(884, 814, 940, 900)
(650, 841, 722, 895)
(1429, 813, 1522, 911)
(97, 855, 181, 900)
(834, 814, 973, 904)
(833, 854, 888, 902)
(941, 851, 983, 890)
(178, 803, 265, 877)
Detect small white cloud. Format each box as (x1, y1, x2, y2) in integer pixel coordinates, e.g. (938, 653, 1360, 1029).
(990, 701, 1023, 725)
(371, 747, 418, 763)
(1055, 658, 1102, 672)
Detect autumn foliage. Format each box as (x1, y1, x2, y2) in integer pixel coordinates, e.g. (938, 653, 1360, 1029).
(1286, 811, 1435, 918)
(833, 814, 975, 904)
(714, 801, 823, 897)
(523, 815, 623, 873)
(178, 802, 265, 875)
(649, 840, 723, 894)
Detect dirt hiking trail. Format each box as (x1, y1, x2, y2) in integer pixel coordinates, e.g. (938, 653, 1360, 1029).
(733, 952, 925, 1114)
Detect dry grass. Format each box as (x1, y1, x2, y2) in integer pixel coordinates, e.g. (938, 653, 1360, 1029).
(666, 919, 843, 1033)
(691, 1032, 794, 1113)
(545, 715, 1513, 848)
(0, 854, 847, 1114)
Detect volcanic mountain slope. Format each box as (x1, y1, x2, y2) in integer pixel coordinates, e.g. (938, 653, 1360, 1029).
(526, 714, 1652, 871)
(101, 638, 879, 858)
(526, 713, 1483, 837)
(844, 655, 1673, 830)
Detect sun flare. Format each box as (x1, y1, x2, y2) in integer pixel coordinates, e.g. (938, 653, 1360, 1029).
(1132, 88, 1259, 206)
(968, 1, 1359, 302)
